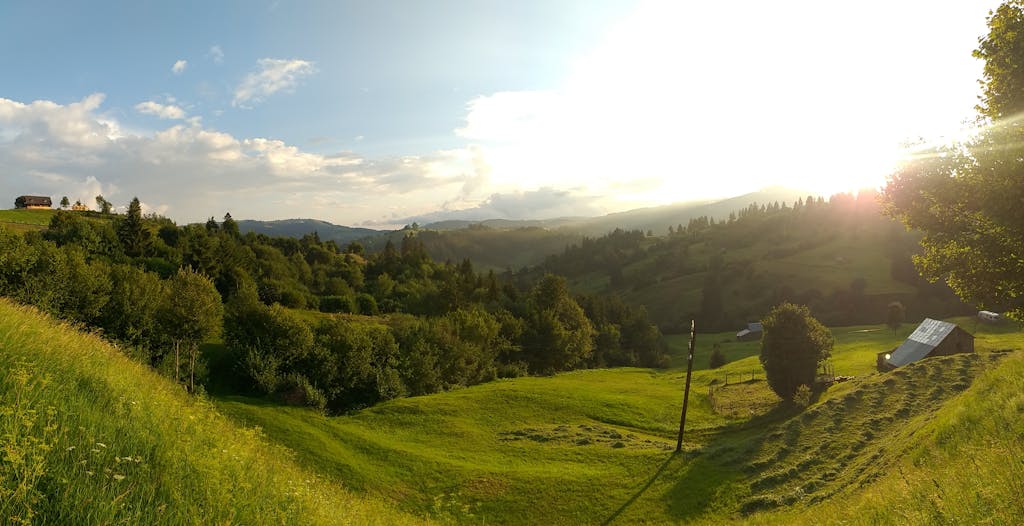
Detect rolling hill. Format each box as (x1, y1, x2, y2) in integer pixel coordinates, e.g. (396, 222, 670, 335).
(237, 218, 384, 246)
(214, 317, 1024, 524)
(0, 299, 416, 525)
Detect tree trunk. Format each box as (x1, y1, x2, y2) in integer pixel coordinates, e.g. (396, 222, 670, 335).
(174, 340, 180, 384)
(189, 346, 196, 393)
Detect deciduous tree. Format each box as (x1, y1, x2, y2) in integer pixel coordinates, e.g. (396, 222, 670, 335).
(759, 303, 832, 401)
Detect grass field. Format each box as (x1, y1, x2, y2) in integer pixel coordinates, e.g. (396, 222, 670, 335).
(0, 208, 56, 233)
(3, 293, 1021, 524)
(215, 317, 1024, 524)
(0, 299, 417, 525)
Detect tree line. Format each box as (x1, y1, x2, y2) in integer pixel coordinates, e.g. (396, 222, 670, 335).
(0, 198, 668, 411)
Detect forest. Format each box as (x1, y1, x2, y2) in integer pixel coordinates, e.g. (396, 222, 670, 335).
(0, 200, 667, 413)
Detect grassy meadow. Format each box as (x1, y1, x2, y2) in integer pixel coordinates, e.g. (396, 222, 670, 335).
(0, 299, 417, 525)
(0, 208, 57, 233)
(3, 287, 1022, 524)
(214, 316, 1024, 524)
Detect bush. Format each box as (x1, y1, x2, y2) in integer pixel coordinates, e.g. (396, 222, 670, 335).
(709, 344, 727, 369)
(759, 302, 833, 401)
(319, 294, 356, 314)
(274, 373, 327, 411)
(792, 384, 812, 408)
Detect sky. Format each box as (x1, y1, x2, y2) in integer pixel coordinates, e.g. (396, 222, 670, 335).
(0, 1, 1004, 227)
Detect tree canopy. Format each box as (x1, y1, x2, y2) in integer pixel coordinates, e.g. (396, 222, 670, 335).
(759, 303, 832, 401)
(883, 1, 1024, 319)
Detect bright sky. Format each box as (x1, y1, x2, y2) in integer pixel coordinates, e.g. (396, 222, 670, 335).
(0, 1, 1003, 227)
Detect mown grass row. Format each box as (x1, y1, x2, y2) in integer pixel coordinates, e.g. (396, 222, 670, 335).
(0, 299, 418, 525)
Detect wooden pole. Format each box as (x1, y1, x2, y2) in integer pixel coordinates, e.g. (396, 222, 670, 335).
(676, 320, 697, 453)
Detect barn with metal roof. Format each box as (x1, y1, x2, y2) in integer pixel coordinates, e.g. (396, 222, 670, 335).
(876, 318, 974, 371)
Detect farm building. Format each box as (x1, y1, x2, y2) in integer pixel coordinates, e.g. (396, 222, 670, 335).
(876, 318, 974, 371)
(736, 322, 763, 341)
(978, 310, 1002, 323)
(14, 195, 52, 209)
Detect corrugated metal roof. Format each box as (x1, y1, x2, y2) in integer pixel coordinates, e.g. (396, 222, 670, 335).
(748, 322, 763, 332)
(886, 318, 956, 367)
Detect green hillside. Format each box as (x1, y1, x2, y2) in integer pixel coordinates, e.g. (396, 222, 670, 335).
(0, 208, 57, 233)
(0, 299, 416, 525)
(526, 192, 972, 331)
(214, 318, 1024, 524)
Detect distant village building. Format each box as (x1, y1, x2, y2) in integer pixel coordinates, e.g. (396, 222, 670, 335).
(978, 310, 1002, 323)
(71, 202, 88, 211)
(876, 318, 974, 371)
(736, 322, 763, 342)
(14, 195, 52, 209)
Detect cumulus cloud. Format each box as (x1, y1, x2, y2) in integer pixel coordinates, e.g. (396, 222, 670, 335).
(208, 45, 224, 64)
(0, 94, 477, 225)
(232, 58, 316, 108)
(134, 101, 187, 120)
(171, 59, 187, 74)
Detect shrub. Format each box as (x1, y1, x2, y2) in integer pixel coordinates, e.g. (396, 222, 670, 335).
(709, 344, 727, 369)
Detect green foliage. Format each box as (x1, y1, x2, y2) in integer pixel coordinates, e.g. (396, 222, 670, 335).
(759, 303, 832, 401)
(709, 344, 727, 369)
(159, 267, 223, 390)
(0, 299, 415, 524)
(884, 3, 1024, 320)
(522, 274, 595, 373)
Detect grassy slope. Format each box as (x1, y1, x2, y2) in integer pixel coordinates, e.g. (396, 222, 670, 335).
(215, 317, 1024, 525)
(0, 299, 417, 525)
(0, 209, 57, 233)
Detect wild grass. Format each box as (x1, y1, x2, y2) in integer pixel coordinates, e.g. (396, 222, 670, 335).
(0, 209, 57, 227)
(0, 299, 417, 525)
(215, 318, 1024, 525)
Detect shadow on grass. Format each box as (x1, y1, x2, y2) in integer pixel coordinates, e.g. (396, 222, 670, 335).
(602, 454, 675, 526)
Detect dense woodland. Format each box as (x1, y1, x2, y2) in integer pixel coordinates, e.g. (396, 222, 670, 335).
(514, 190, 971, 332)
(0, 199, 666, 412)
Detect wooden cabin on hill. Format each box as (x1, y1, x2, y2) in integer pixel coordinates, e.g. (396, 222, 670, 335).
(876, 318, 974, 371)
(14, 195, 52, 209)
(736, 322, 763, 341)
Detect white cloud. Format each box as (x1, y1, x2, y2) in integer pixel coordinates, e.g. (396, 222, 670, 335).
(232, 58, 317, 108)
(0, 94, 478, 226)
(208, 45, 224, 64)
(134, 101, 187, 120)
(171, 59, 188, 74)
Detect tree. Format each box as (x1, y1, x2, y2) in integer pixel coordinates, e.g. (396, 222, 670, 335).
(159, 268, 223, 391)
(886, 301, 905, 336)
(95, 195, 112, 214)
(59, 196, 69, 209)
(222, 212, 240, 238)
(709, 343, 727, 369)
(759, 303, 832, 401)
(118, 197, 149, 257)
(884, 2, 1024, 319)
(522, 274, 594, 373)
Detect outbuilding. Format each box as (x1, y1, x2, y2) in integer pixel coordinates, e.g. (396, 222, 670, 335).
(877, 318, 974, 371)
(736, 322, 763, 342)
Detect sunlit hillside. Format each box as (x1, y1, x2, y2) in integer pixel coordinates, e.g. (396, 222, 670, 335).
(214, 317, 1024, 524)
(0, 299, 417, 525)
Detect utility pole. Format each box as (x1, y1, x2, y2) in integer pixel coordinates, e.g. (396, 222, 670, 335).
(675, 320, 696, 453)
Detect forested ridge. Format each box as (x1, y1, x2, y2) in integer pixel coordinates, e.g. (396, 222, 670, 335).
(0, 200, 667, 412)
(514, 190, 972, 332)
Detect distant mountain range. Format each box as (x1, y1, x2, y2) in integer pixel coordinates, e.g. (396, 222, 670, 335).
(238, 187, 816, 267)
(236, 219, 382, 246)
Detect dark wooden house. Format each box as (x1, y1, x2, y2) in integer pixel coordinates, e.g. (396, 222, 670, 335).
(877, 318, 974, 371)
(14, 195, 52, 209)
